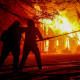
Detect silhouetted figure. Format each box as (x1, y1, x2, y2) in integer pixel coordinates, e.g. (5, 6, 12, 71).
(19, 19, 43, 71)
(0, 20, 26, 72)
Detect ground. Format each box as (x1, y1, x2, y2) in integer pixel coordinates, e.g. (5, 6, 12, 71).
(0, 53, 80, 80)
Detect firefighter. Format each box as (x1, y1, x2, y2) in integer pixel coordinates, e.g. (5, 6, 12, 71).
(0, 20, 26, 72)
(19, 19, 43, 71)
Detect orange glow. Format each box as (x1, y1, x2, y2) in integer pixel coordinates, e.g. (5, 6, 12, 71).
(56, 40, 59, 46)
(34, 4, 42, 11)
(44, 40, 49, 52)
(66, 37, 70, 50)
(33, 2, 80, 54)
(38, 10, 80, 53)
(34, 4, 42, 16)
(39, 11, 79, 34)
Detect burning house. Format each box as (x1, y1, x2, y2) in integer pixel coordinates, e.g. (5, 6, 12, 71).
(0, 0, 80, 55)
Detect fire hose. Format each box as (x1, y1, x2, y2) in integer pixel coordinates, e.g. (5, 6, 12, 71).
(37, 30, 80, 42)
(20, 30, 80, 42)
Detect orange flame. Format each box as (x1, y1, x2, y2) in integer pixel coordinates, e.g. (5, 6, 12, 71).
(56, 40, 59, 46)
(34, 4, 80, 53)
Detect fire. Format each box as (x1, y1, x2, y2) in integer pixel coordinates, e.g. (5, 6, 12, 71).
(34, 4, 42, 11)
(56, 40, 59, 46)
(66, 37, 70, 50)
(78, 41, 80, 45)
(39, 11, 77, 34)
(44, 40, 49, 52)
(34, 4, 80, 53)
(34, 4, 42, 16)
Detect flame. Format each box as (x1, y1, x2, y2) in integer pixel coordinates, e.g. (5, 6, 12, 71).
(32, 2, 80, 54)
(34, 4, 42, 16)
(56, 40, 59, 46)
(39, 11, 75, 34)
(44, 40, 49, 52)
(66, 37, 70, 50)
(39, 11, 80, 44)
(34, 4, 42, 11)
(78, 41, 80, 45)
(33, 5, 80, 53)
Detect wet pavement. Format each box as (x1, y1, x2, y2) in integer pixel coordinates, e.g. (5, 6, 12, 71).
(0, 54, 80, 80)
(1, 62, 80, 80)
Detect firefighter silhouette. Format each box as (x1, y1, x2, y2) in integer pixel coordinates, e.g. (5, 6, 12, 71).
(19, 19, 43, 70)
(0, 20, 26, 72)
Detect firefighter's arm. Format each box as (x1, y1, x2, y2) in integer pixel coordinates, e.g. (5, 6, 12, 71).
(36, 28, 43, 40)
